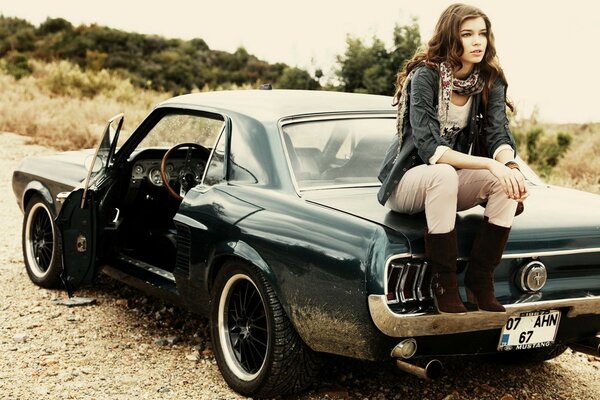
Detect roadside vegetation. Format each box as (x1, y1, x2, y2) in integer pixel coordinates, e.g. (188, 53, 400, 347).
(0, 15, 597, 194)
(512, 119, 600, 194)
(0, 59, 165, 150)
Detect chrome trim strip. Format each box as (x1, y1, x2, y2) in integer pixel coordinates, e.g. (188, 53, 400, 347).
(368, 294, 600, 337)
(174, 213, 208, 230)
(406, 247, 600, 262)
(415, 262, 428, 301)
(199, 117, 229, 185)
(501, 247, 600, 259)
(56, 191, 70, 204)
(392, 267, 402, 304)
(300, 183, 381, 191)
(383, 253, 413, 300)
(410, 264, 420, 301)
(116, 254, 175, 283)
(398, 264, 410, 302)
(280, 112, 396, 125)
(399, 263, 418, 302)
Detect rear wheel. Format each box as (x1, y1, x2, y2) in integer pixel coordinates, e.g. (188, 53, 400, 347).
(210, 260, 321, 397)
(22, 195, 62, 288)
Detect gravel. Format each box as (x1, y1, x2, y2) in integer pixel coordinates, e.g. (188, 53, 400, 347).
(1, 132, 599, 400)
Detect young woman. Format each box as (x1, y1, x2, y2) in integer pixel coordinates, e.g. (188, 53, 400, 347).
(377, 3, 527, 313)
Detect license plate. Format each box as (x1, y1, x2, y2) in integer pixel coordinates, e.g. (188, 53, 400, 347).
(498, 310, 561, 351)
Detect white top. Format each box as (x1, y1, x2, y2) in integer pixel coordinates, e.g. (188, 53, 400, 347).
(429, 97, 472, 164)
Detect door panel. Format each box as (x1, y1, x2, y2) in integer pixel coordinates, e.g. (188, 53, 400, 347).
(56, 188, 98, 296)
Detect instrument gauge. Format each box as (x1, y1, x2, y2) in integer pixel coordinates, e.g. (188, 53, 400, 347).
(149, 169, 163, 186)
(134, 164, 144, 175)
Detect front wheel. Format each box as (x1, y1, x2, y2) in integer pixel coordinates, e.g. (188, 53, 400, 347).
(22, 194, 63, 288)
(210, 260, 321, 397)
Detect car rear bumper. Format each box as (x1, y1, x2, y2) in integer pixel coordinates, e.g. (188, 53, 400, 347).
(368, 294, 600, 337)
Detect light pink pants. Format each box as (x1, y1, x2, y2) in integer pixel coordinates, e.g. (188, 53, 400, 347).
(386, 164, 518, 234)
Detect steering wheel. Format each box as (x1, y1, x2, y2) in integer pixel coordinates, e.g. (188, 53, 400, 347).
(160, 143, 210, 201)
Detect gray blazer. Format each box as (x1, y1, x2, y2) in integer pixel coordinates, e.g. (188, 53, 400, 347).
(377, 65, 516, 205)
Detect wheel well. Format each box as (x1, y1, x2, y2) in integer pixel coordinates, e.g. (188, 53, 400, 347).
(23, 188, 55, 215)
(23, 190, 36, 209)
(207, 254, 275, 297)
(207, 255, 243, 294)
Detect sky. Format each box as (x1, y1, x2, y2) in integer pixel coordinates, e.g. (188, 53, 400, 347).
(1, 0, 600, 123)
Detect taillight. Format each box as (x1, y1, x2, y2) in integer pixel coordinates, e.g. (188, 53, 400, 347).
(386, 258, 431, 304)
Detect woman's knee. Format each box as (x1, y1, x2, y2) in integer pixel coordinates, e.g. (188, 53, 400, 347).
(428, 164, 459, 189)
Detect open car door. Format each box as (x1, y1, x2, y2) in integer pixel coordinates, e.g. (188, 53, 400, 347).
(56, 114, 124, 296)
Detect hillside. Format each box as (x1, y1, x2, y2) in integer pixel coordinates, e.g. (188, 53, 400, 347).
(0, 15, 320, 93)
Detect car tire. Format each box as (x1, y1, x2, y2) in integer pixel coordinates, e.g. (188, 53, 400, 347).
(210, 259, 321, 397)
(489, 344, 568, 364)
(22, 194, 63, 288)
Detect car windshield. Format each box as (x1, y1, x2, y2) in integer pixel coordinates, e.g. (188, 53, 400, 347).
(282, 117, 396, 189)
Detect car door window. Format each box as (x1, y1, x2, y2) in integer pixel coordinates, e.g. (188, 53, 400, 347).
(203, 131, 226, 186)
(138, 113, 224, 149)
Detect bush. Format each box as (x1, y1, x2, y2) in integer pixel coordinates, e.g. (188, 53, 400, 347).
(521, 126, 572, 177)
(2, 53, 32, 79)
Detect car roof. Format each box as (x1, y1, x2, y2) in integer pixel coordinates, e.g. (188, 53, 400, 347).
(160, 89, 396, 121)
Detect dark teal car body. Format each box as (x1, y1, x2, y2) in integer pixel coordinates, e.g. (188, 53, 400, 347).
(12, 90, 600, 396)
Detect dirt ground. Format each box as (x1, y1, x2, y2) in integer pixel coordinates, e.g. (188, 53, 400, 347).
(1, 132, 599, 400)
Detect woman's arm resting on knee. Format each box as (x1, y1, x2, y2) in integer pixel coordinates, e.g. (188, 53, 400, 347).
(437, 149, 528, 201)
(494, 147, 528, 201)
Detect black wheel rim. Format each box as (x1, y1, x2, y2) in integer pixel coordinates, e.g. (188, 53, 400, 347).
(226, 279, 268, 374)
(29, 206, 54, 272)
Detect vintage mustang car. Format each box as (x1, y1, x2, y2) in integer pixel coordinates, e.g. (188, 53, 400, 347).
(12, 89, 600, 397)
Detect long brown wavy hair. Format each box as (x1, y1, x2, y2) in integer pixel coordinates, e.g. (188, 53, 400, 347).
(393, 3, 512, 112)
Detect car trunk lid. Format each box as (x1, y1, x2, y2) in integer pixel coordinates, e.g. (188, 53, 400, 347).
(302, 185, 600, 258)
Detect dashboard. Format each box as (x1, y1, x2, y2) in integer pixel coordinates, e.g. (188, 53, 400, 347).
(131, 158, 206, 187)
(128, 147, 210, 189)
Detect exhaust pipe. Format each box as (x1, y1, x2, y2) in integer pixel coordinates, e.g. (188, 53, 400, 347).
(391, 338, 443, 380)
(395, 358, 443, 380)
(569, 336, 600, 357)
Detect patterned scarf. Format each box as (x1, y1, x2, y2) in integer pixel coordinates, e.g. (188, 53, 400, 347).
(394, 62, 485, 159)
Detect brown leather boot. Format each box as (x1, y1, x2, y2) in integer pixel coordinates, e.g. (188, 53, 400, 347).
(465, 219, 511, 312)
(425, 229, 467, 314)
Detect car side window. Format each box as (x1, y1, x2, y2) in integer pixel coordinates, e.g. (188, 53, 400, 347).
(137, 113, 224, 149)
(203, 131, 226, 186)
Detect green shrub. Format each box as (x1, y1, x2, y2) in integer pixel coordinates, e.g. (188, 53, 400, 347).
(2, 53, 32, 79)
(524, 126, 572, 176)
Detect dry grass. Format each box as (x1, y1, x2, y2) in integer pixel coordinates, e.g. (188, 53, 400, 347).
(514, 120, 600, 194)
(0, 60, 167, 150)
(549, 124, 600, 193)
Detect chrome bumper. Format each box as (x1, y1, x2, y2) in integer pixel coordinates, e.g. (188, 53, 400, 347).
(368, 294, 600, 337)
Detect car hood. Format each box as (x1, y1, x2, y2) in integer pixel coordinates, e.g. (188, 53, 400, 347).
(303, 185, 600, 258)
(16, 149, 96, 188)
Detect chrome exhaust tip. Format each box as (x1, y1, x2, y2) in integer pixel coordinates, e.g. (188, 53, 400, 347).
(569, 335, 600, 357)
(391, 338, 418, 359)
(395, 358, 443, 380)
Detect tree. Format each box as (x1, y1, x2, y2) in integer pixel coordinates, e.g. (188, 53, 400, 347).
(335, 20, 421, 95)
(0, 16, 36, 56)
(37, 17, 73, 35)
(276, 67, 320, 90)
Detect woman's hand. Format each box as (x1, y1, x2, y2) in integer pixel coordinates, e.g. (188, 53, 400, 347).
(487, 159, 528, 201)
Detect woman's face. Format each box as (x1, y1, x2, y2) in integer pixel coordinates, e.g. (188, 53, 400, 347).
(459, 17, 487, 67)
